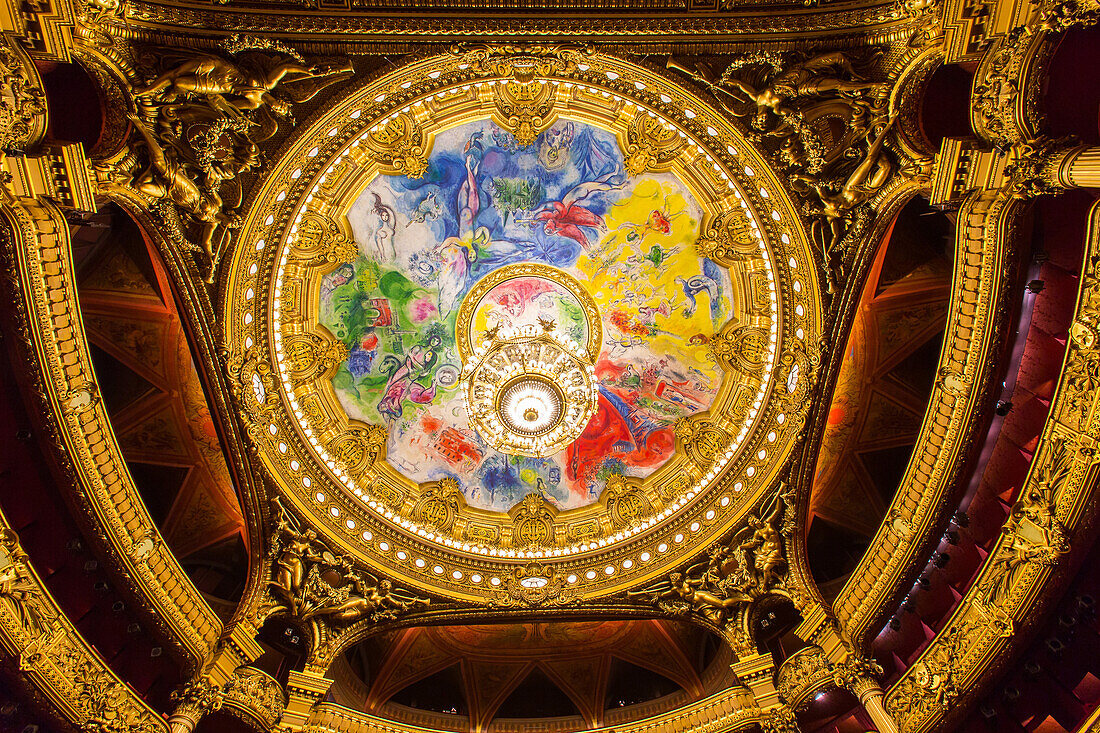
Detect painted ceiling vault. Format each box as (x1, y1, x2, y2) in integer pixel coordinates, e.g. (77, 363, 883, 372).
(229, 49, 817, 605)
(2, 2, 1100, 733)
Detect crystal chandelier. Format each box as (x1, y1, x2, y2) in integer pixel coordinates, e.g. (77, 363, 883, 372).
(461, 322, 598, 458)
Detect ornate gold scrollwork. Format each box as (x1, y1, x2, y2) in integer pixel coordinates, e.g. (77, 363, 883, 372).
(1000, 136, 1079, 199)
(1033, 0, 1100, 32)
(289, 212, 358, 267)
(759, 704, 800, 733)
(0, 523, 163, 732)
(971, 33, 1034, 146)
(975, 438, 1073, 607)
(887, 622, 970, 718)
(491, 80, 557, 147)
(457, 43, 591, 81)
(624, 111, 685, 177)
(169, 678, 225, 730)
(777, 645, 886, 712)
(694, 210, 759, 266)
(412, 477, 464, 533)
(669, 50, 895, 294)
(706, 325, 769, 374)
(509, 492, 557, 547)
(360, 112, 429, 179)
(490, 561, 575, 608)
(329, 424, 387, 476)
(222, 667, 285, 730)
(777, 344, 818, 422)
(0, 41, 45, 153)
(226, 346, 280, 439)
(776, 645, 833, 711)
(602, 473, 653, 529)
(283, 330, 348, 386)
(0, 528, 57, 642)
(673, 414, 730, 471)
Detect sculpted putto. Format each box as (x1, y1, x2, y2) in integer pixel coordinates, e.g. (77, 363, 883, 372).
(667, 50, 896, 292)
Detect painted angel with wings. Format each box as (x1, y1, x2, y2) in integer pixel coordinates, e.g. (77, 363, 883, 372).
(521, 172, 625, 247)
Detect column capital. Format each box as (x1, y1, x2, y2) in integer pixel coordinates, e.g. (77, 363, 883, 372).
(167, 678, 224, 733)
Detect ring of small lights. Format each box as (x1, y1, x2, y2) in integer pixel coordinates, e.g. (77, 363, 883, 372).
(224, 48, 824, 602)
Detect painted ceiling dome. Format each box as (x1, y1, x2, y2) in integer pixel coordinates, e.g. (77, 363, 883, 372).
(321, 116, 732, 513)
(226, 47, 823, 602)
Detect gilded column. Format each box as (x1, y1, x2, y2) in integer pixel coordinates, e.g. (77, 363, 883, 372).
(167, 679, 224, 733)
(850, 676, 899, 733)
(1045, 146, 1100, 189)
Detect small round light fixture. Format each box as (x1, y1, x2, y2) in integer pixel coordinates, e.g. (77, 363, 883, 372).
(519, 576, 549, 589)
(462, 323, 597, 457)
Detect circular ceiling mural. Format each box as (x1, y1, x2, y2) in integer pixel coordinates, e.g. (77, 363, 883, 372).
(319, 117, 732, 513)
(224, 47, 823, 602)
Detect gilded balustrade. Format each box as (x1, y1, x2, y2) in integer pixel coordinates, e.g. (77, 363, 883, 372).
(832, 190, 1020, 645)
(882, 198, 1100, 732)
(0, 478, 167, 731)
(304, 685, 760, 733)
(0, 195, 222, 666)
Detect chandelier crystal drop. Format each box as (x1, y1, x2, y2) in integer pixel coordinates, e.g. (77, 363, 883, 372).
(461, 323, 598, 458)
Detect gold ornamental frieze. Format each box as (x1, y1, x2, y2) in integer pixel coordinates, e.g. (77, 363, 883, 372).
(223, 47, 823, 603)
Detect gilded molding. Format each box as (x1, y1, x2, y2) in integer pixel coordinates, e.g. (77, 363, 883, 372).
(627, 486, 792, 654)
(304, 686, 763, 733)
(883, 199, 1100, 733)
(832, 189, 1020, 646)
(775, 645, 834, 710)
(970, 29, 1055, 147)
(1, 0, 76, 62)
(0, 506, 166, 732)
(113, 3, 909, 44)
(99, 42, 353, 282)
(0, 195, 223, 665)
(222, 666, 286, 730)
